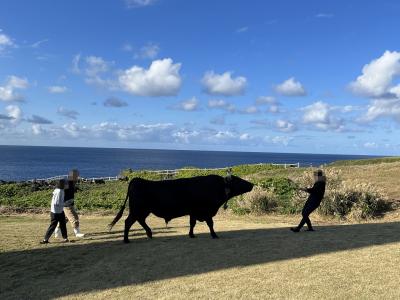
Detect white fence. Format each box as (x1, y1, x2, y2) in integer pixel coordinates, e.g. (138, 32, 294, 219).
(27, 162, 300, 182)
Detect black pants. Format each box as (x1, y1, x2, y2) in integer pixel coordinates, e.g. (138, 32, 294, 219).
(44, 212, 68, 241)
(297, 202, 319, 230)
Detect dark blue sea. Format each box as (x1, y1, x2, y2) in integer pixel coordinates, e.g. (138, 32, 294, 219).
(0, 145, 381, 181)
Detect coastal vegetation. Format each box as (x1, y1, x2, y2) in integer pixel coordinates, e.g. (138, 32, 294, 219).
(1, 157, 398, 221)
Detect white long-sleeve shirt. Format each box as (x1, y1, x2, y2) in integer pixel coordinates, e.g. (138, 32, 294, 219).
(51, 188, 65, 213)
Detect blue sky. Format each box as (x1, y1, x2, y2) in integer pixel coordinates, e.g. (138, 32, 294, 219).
(1, 0, 400, 155)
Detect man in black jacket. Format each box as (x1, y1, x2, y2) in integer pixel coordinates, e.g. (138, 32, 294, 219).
(291, 170, 326, 232)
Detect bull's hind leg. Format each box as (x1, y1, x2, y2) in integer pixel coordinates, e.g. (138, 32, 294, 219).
(124, 214, 136, 243)
(206, 217, 218, 239)
(189, 215, 196, 238)
(138, 218, 152, 239)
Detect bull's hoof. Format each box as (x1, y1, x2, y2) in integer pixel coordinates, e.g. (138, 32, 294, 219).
(189, 234, 196, 238)
(211, 234, 219, 239)
(124, 239, 130, 244)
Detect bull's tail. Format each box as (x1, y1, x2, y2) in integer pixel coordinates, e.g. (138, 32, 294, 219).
(108, 180, 133, 231)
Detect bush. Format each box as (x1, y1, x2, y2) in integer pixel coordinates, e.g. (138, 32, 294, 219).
(292, 168, 390, 220)
(233, 186, 278, 214)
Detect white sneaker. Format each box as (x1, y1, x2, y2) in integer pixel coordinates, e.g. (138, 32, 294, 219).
(54, 227, 61, 238)
(74, 227, 85, 238)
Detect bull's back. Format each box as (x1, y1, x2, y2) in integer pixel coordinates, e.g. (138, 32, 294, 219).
(130, 175, 225, 218)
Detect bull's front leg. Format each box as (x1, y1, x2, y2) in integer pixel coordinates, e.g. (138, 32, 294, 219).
(189, 215, 196, 238)
(206, 217, 218, 239)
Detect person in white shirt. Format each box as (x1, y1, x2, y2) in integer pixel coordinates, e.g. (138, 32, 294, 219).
(40, 179, 69, 244)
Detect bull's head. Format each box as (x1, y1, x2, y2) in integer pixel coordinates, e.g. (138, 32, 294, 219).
(224, 175, 253, 199)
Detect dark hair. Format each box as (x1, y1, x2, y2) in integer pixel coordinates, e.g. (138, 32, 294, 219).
(314, 169, 324, 176)
(57, 179, 65, 189)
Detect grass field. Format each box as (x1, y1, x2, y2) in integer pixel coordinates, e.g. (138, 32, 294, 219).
(1, 213, 400, 299)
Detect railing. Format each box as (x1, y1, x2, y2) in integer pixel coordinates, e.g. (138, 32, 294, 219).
(26, 162, 300, 182)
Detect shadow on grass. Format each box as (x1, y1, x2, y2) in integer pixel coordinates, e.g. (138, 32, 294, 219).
(1, 222, 400, 299)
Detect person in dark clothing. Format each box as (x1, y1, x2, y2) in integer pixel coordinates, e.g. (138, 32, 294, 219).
(40, 179, 69, 244)
(54, 169, 85, 238)
(290, 170, 326, 232)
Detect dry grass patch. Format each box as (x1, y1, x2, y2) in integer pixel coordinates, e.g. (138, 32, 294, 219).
(1, 213, 400, 299)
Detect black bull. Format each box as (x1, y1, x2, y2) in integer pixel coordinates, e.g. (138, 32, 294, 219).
(109, 175, 253, 243)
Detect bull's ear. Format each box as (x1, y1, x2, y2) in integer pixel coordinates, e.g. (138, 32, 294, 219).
(226, 168, 232, 176)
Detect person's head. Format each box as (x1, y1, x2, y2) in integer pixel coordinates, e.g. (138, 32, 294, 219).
(313, 169, 326, 182)
(57, 179, 65, 189)
(68, 169, 79, 182)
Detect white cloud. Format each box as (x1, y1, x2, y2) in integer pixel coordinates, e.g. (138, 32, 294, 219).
(275, 77, 306, 96)
(48, 86, 67, 94)
(71, 54, 81, 74)
(266, 135, 293, 146)
(236, 26, 249, 33)
(302, 101, 344, 131)
(0, 76, 28, 102)
(85, 56, 111, 77)
(239, 106, 260, 114)
(268, 104, 280, 113)
(57, 107, 79, 119)
(119, 58, 182, 96)
(364, 142, 378, 148)
(315, 13, 334, 18)
(362, 99, 400, 123)
(6, 105, 22, 124)
(0, 30, 15, 53)
(202, 71, 247, 96)
(276, 119, 296, 132)
(172, 97, 199, 111)
(207, 99, 236, 112)
(256, 96, 276, 105)
(349, 51, 400, 98)
(125, 0, 156, 8)
(32, 124, 42, 135)
(134, 43, 160, 59)
(31, 39, 48, 48)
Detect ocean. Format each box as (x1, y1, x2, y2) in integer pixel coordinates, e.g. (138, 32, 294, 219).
(0, 145, 380, 181)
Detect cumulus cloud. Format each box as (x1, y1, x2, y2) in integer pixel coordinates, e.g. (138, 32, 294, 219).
(349, 51, 400, 98)
(256, 96, 281, 113)
(0, 30, 15, 53)
(0, 76, 28, 102)
(265, 135, 293, 146)
(5, 105, 22, 124)
(171, 97, 200, 111)
(275, 77, 307, 96)
(27, 115, 53, 124)
(125, 0, 156, 8)
(57, 107, 79, 119)
(276, 119, 296, 132)
(207, 99, 236, 112)
(103, 97, 128, 108)
(361, 99, 400, 123)
(85, 56, 111, 77)
(31, 124, 42, 135)
(302, 101, 344, 131)
(202, 71, 247, 96)
(119, 58, 182, 96)
(48, 86, 67, 94)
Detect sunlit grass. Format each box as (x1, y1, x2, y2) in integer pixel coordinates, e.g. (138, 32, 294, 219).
(1, 214, 399, 299)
